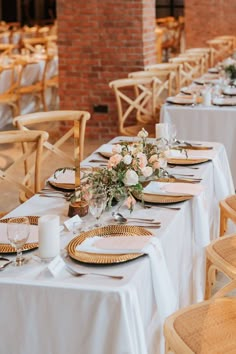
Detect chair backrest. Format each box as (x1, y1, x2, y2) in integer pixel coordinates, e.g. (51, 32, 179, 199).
(185, 47, 214, 69)
(207, 38, 234, 65)
(22, 37, 47, 55)
(109, 77, 160, 135)
(0, 130, 48, 198)
(128, 69, 176, 101)
(145, 62, 181, 94)
(219, 195, 236, 236)
(179, 51, 206, 74)
(169, 56, 202, 87)
(14, 110, 91, 165)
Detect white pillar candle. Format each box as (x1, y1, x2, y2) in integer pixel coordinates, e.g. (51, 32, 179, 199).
(155, 123, 169, 140)
(38, 215, 60, 259)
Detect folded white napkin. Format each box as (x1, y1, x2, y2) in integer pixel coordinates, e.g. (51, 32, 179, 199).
(48, 169, 75, 184)
(0, 223, 38, 244)
(76, 235, 177, 323)
(166, 149, 216, 160)
(143, 181, 203, 196)
(97, 144, 113, 157)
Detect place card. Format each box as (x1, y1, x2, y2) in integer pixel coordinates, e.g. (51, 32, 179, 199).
(47, 255, 65, 277)
(64, 214, 82, 231)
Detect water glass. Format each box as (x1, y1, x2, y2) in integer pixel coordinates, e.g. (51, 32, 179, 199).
(7, 217, 30, 266)
(88, 191, 107, 227)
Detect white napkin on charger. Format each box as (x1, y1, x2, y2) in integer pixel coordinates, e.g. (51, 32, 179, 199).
(76, 236, 177, 324)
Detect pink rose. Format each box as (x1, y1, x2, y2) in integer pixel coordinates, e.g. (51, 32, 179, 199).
(153, 161, 160, 170)
(112, 144, 122, 154)
(141, 166, 153, 177)
(149, 154, 158, 163)
(137, 152, 147, 169)
(108, 154, 122, 168)
(124, 195, 136, 210)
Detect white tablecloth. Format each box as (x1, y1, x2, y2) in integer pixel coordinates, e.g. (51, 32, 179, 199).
(0, 138, 234, 354)
(161, 103, 236, 185)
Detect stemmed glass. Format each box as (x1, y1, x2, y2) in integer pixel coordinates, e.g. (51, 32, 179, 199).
(88, 190, 107, 228)
(168, 123, 177, 147)
(7, 217, 30, 266)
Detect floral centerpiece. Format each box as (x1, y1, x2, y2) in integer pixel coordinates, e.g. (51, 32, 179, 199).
(80, 128, 166, 212)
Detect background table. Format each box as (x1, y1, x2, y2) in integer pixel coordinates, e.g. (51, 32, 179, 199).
(161, 103, 236, 185)
(0, 138, 234, 354)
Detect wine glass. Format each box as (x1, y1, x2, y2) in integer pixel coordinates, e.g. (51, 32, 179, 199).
(7, 217, 30, 266)
(168, 123, 177, 147)
(88, 190, 107, 227)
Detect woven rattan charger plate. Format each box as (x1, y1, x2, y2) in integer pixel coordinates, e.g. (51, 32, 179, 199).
(133, 181, 193, 204)
(67, 225, 152, 264)
(0, 216, 39, 253)
(167, 157, 209, 165)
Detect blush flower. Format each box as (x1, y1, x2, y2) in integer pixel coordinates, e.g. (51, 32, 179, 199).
(141, 166, 153, 178)
(123, 169, 139, 186)
(112, 144, 122, 154)
(108, 154, 122, 168)
(124, 195, 136, 210)
(137, 152, 147, 169)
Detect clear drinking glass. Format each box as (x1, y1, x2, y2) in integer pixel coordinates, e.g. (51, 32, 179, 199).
(168, 123, 177, 147)
(88, 191, 107, 227)
(7, 217, 30, 266)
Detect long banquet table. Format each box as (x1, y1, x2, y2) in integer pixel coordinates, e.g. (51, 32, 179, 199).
(0, 137, 234, 354)
(161, 103, 236, 185)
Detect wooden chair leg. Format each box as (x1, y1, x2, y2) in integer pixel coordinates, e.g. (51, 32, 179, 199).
(219, 210, 227, 237)
(165, 339, 171, 354)
(205, 259, 216, 300)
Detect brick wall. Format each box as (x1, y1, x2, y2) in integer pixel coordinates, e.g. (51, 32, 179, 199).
(57, 0, 156, 140)
(185, 0, 236, 48)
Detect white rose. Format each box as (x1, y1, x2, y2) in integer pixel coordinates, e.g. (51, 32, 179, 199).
(112, 144, 122, 154)
(137, 128, 148, 139)
(123, 154, 132, 165)
(123, 169, 139, 186)
(141, 166, 153, 178)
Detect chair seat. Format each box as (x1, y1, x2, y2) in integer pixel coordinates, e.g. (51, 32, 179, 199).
(171, 298, 236, 354)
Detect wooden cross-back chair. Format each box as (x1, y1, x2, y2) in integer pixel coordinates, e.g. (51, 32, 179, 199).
(15, 56, 50, 112)
(22, 37, 47, 55)
(145, 62, 181, 94)
(0, 64, 19, 117)
(109, 77, 161, 137)
(0, 43, 16, 56)
(0, 130, 48, 207)
(164, 279, 236, 354)
(204, 195, 236, 299)
(179, 52, 206, 74)
(128, 70, 175, 122)
(219, 195, 236, 237)
(205, 233, 236, 300)
(44, 53, 58, 109)
(14, 110, 91, 166)
(169, 56, 202, 87)
(185, 47, 214, 70)
(207, 38, 234, 65)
